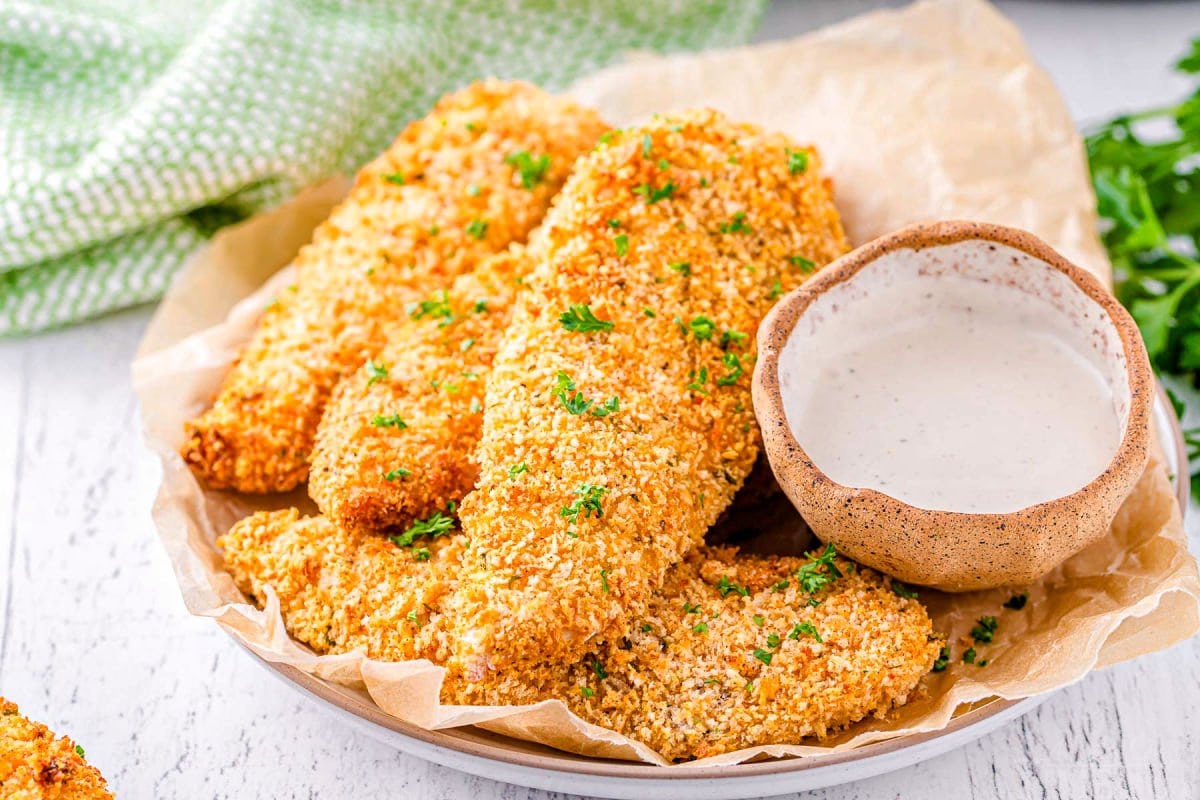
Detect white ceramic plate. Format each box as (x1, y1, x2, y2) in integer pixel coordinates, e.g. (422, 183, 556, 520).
(235, 385, 1187, 800)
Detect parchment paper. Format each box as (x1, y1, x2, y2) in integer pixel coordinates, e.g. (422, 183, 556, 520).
(132, 0, 1200, 766)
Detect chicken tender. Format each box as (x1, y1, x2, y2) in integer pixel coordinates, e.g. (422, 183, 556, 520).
(0, 699, 112, 799)
(308, 243, 536, 532)
(218, 516, 937, 761)
(442, 110, 848, 677)
(445, 548, 940, 761)
(219, 508, 465, 661)
(182, 81, 607, 493)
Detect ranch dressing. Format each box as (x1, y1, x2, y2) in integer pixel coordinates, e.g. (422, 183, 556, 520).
(779, 273, 1122, 513)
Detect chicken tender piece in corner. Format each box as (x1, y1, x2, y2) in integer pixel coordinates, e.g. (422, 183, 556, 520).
(440, 110, 849, 678)
(444, 549, 941, 762)
(308, 243, 536, 532)
(182, 80, 607, 493)
(0, 699, 112, 799)
(219, 509, 466, 661)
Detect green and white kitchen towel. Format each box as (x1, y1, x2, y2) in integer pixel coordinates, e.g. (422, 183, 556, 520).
(0, 0, 765, 335)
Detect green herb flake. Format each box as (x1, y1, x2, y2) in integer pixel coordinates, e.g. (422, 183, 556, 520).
(693, 621, 709, 634)
(688, 315, 716, 340)
(466, 183, 480, 196)
(365, 361, 389, 386)
(1004, 593, 1029, 610)
(795, 542, 843, 594)
(719, 211, 752, 235)
(684, 601, 701, 614)
(410, 289, 454, 326)
(787, 149, 809, 175)
(752, 648, 773, 666)
(383, 171, 405, 185)
(641, 623, 653, 633)
(560, 303, 615, 333)
(717, 574, 750, 597)
(466, 219, 488, 240)
(668, 261, 692, 277)
(591, 660, 608, 680)
(505, 150, 551, 189)
(459, 337, 476, 353)
(580, 686, 595, 698)
(752, 614, 765, 627)
(962, 647, 978, 665)
(788, 254, 815, 272)
(716, 352, 744, 386)
(771, 579, 790, 592)
(632, 180, 677, 204)
(641, 134, 653, 158)
(768, 279, 784, 300)
(788, 621, 823, 643)
(614, 234, 629, 257)
(892, 582, 919, 599)
(932, 645, 951, 672)
(561, 483, 609, 523)
(643, 307, 657, 318)
(391, 508, 456, 548)
(970, 616, 999, 644)
(371, 414, 408, 429)
(74, 744, 85, 757)
(383, 468, 411, 481)
(720, 329, 748, 349)
(507, 461, 529, 480)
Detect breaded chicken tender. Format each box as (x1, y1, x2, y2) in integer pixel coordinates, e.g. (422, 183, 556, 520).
(308, 243, 536, 532)
(182, 81, 607, 493)
(218, 516, 937, 761)
(0, 699, 112, 799)
(441, 110, 848, 677)
(219, 508, 465, 661)
(445, 548, 940, 761)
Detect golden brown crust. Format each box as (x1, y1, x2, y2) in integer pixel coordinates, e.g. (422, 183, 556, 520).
(0, 699, 112, 799)
(441, 110, 848, 676)
(181, 80, 607, 493)
(217, 514, 936, 761)
(308, 244, 536, 532)
(443, 550, 940, 762)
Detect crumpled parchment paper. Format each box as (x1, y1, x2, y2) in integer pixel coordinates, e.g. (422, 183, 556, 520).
(132, 0, 1200, 767)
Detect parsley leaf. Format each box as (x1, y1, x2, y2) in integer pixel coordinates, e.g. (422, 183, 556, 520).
(466, 219, 488, 240)
(795, 542, 843, 594)
(891, 582, 919, 599)
(688, 315, 716, 340)
(719, 211, 752, 234)
(561, 483, 609, 523)
(787, 148, 809, 175)
(752, 648, 773, 666)
(391, 508, 456, 548)
(505, 150, 551, 189)
(371, 414, 407, 429)
(410, 289, 454, 326)
(614, 234, 629, 257)
(932, 645, 951, 672)
(788, 621, 822, 642)
(1004, 592, 1029, 610)
(560, 303, 614, 333)
(716, 574, 750, 597)
(383, 468, 411, 481)
(716, 352, 744, 386)
(970, 616, 999, 644)
(633, 180, 677, 204)
(365, 361, 389, 386)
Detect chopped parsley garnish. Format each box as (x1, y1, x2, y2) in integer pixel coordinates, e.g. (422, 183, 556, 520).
(466, 219, 488, 240)
(643, 307, 656, 318)
(1004, 593, 1029, 610)
(459, 337, 476, 353)
(768, 279, 784, 300)
(688, 315, 716, 340)
(74, 744, 85, 757)
(719, 211, 752, 234)
(787, 148, 809, 175)
(413, 547, 431, 561)
(772, 579, 789, 592)
(633, 180, 677, 204)
(641, 134, 652, 158)
(580, 686, 595, 698)
(692, 621, 709, 634)
(720, 329, 748, 349)
(383, 171, 405, 185)
(752, 648, 773, 666)
(591, 660, 608, 680)
(410, 289, 454, 326)
(684, 601, 701, 614)
(607, 218, 621, 228)
(765, 632, 782, 648)
(505, 150, 551, 189)
(686, 367, 709, 395)
(970, 616, 999, 644)
(788, 621, 823, 642)
(795, 542, 843, 594)
(371, 414, 407, 429)
(892, 582, 919, 599)
(932, 645, 951, 672)
(560, 303, 614, 333)
(668, 261, 691, 276)
(383, 468, 411, 481)
(391, 508, 456, 548)
(641, 623, 653, 633)
(600, 568, 611, 593)
(962, 647, 977, 665)
(561, 483, 609, 523)
(716, 352, 744, 386)
(466, 183, 480, 196)
(469, 398, 482, 413)
(365, 360, 389, 386)
(614, 234, 629, 257)
(788, 254, 815, 272)
(717, 574, 749, 597)
(551, 371, 619, 417)
(752, 614, 765, 626)
(507, 461, 528, 479)
(472, 298, 489, 313)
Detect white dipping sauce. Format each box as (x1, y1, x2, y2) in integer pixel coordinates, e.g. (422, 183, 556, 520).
(779, 249, 1125, 514)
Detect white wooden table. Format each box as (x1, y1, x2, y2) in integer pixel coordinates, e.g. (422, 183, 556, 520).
(2, 2, 1199, 797)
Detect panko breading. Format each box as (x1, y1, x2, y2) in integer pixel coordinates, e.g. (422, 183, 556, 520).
(308, 243, 536, 532)
(218, 509, 464, 661)
(0, 699, 111, 799)
(444, 549, 940, 761)
(182, 80, 607, 493)
(218, 515, 938, 761)
(441, 110, 848, 677)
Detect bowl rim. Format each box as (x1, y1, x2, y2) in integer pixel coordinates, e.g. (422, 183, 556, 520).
(752, 220, 1155, 523)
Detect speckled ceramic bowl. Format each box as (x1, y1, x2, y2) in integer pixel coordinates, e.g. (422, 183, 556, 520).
(752, 221, 1154, 591)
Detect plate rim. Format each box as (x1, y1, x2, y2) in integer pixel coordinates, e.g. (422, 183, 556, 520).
(227, 381, 1188, 784)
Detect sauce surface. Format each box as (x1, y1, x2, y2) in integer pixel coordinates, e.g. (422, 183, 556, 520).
(780, 273, 1121, 513)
